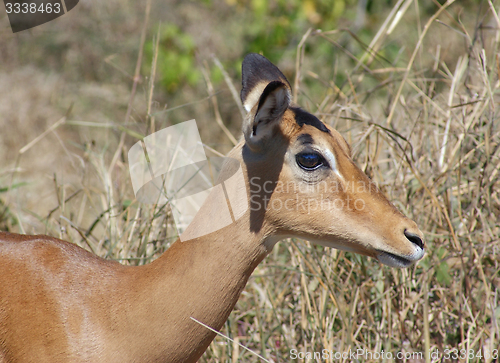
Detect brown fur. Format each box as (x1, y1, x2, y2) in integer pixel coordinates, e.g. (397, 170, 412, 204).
(0, 54, 424, 362)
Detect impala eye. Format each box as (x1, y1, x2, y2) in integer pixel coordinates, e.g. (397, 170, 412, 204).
(296, 153, 324, 170)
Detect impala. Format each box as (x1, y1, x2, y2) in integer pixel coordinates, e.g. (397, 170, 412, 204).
(0, 53, 424, 363)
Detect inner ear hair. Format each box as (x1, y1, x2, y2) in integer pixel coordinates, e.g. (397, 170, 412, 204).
(254, 81, 291, 127)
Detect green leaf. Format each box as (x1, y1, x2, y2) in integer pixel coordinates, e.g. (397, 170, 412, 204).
(435, 260, 451, 287)
(0, 182, 29, 193)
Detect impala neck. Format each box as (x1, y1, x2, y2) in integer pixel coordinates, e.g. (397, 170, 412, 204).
(130, 202, 272, 362)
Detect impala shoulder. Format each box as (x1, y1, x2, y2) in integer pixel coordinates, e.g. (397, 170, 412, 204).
(0, 232, 120, 271)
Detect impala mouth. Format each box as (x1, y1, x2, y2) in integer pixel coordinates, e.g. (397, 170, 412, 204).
(376, 250, 422, 268)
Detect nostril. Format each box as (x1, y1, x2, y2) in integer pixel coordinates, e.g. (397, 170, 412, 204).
(404, 230, 424, 249)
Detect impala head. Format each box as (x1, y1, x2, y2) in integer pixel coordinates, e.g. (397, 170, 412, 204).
(237, 53, 424, 268)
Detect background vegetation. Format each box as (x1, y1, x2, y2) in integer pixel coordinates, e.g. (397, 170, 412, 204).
(0, 0, 498, 362)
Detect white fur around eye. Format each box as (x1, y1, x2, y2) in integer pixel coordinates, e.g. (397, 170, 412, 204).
(323, 149, 343, 179)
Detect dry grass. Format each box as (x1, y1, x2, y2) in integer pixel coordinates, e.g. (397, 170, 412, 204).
(0, 1, 499, 362)
(205, 3, 500, 362)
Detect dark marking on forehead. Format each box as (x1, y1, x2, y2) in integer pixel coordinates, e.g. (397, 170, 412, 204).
(297, 133, 314, 145)
(290, 107, 330, 134)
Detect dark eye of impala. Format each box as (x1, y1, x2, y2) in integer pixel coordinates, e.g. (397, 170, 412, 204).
(296, 153, 325, 170)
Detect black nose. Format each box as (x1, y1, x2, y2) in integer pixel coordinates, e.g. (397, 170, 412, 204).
(404, 230, 424, 249)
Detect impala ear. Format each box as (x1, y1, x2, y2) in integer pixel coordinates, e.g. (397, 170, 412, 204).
(240, 53, 292, 150)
